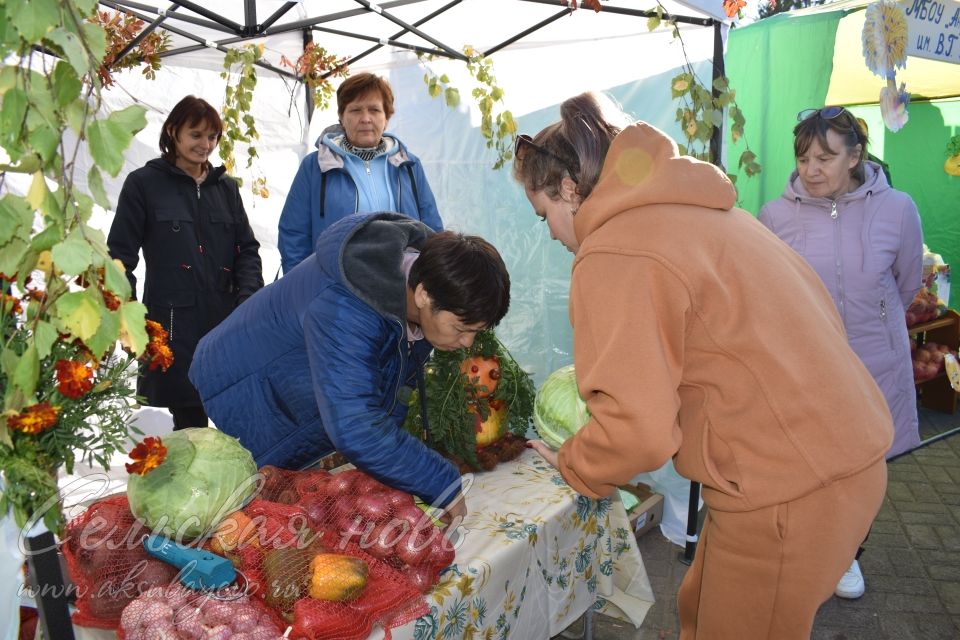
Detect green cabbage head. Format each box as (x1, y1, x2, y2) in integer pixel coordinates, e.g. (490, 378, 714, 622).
(533, 365, 591, 450)
(127, 428, 258, 539)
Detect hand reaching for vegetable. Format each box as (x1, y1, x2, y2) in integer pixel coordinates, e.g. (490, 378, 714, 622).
(439, 491, 467, 527)
(528, 439, 559, 469)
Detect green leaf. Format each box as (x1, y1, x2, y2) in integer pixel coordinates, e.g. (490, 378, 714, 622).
(1, 86, 28, 141)
(28, 125, 59, 164)
(103, 255, 132, 300)
(53, 289, 102, 341)
(73, 0, 100, 16)
(8, 0, 59, 43)
(50, 60, 83, 107)
(51, 228, 93, 276)
(86, 165, 112, 211)
(444, 87, 460, 108)
(80, 22, 106, 68)
(30, 221, 62, 253)
(33, 320, 59, 360)
(86, 305, 120, 359)
(87, 105, 147, 176)
(119, 300, 148, 354)
(0, 236, 29, 279)
(45, 27, 88, 78)
(10, 344, 39, 403)
(0, 194, 33, 246)
(65, 98, 88, 134)
(647, 15, 661, 31)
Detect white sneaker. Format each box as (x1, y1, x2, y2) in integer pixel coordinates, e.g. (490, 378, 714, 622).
(835, 559, 865, 599)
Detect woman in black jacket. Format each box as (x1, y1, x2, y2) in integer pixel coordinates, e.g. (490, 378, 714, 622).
(108, 95, 263, 430)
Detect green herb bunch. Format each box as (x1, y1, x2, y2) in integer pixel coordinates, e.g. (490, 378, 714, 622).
(404, 330, 534, 470)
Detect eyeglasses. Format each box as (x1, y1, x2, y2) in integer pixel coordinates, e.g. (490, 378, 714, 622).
(515, 134, 579, 182)
(797, 106, 846, 122)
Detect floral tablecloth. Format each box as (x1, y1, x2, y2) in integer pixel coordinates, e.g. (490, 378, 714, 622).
(387, 449, 655, 639)
(73, 449, 654, 639)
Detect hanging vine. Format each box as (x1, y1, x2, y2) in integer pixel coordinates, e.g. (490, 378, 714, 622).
(648, 5, 762, 184)
(420, 46, 517, 170)
(220, 44, 268, 198)
(89, 10, 170, 87)
(280, 42, 349, 112)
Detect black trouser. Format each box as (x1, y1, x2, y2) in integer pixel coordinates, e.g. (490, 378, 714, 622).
(170, 405, 208, 431)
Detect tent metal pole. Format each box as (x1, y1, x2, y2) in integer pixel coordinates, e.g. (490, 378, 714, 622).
(155, 0, 245, 33)
(517, 0, 716, 27)
(483, 8, 572, 57)
(708, 21, 725, 169)
(243, 0, 256, 36)
(260, 1, 299, 32)
(110, 2, 179, 67)
(352, 0, 468, 61)
(303, 28, 315, 125)
(101, 0, 233, 33)
(327, 0, 464, 76)
(310, 25, 459, 60)
(262, 0, 429, 37)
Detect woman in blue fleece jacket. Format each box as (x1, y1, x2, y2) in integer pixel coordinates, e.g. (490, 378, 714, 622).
(278, 73, 442, 274)
(189, 213, 510, 520)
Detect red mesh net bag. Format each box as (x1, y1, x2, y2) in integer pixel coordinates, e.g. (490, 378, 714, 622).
(116, 583, 289, 639)
(209, 466, 456, 639)
(63, 494, 179, 629)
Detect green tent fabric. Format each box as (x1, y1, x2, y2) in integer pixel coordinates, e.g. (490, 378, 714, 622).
(725, 13, 960, 309)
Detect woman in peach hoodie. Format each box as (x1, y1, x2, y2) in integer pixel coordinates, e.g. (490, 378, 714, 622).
(516, 92, 892, 639)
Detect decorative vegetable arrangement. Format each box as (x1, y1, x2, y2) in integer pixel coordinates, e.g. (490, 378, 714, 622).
(404, 330, 535, 471)
(533, 365, 591, 450)
(127, 428, 258, 539)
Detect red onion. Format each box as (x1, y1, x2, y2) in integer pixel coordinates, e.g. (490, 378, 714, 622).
(396, 529, 433, 566)
(403, 565, 439, 593)
(354, 493, 393, 524)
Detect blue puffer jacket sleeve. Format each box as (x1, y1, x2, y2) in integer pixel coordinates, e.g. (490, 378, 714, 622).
(278, 154, 318, 275)
(305, 286, 462, 507)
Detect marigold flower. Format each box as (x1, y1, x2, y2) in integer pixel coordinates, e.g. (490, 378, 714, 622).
(1, 293, 22, 314)
(145, 341, 174, 372)
(145, 319, 168, 344)
(126, 436, 167, 475)
(7, 402, 60, 435)
(55, 359, 95, 399)
(102, 288, 121, 311)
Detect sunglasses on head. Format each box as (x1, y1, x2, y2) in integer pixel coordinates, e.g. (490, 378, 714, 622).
(797, 106, 846, 122)
(515, 134, 579, 182)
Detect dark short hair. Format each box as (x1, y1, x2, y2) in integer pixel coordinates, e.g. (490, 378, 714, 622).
(159, 96, 223, 163)
(337, 73, 395, 121)
(409, 231, 510, 328)
(793, 107, 866, 182)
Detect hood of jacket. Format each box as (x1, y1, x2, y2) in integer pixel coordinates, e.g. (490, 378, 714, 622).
(144, 157, 230, 185)
(778, 160, 891, 207)
(315, 131, 412, 172)
(313, 212, 434, 323)
(574, 123, 736, 243)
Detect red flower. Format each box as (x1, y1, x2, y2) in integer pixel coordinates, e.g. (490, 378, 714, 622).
(7, 402, 60, 435)
(55, 359, 95, 399)
(145, 341, 174, 372)
(126, 436, 167, 475)
(145, 319, 168, 344)
(102, 288, 121, 311)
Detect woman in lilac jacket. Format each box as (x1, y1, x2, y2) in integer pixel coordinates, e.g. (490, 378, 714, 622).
(759, 106, 923, 599)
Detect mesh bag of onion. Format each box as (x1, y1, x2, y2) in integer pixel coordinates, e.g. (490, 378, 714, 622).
(116, 583, 288, 639)
(63, 494, 179, 629)
(203, 466, 456, 639)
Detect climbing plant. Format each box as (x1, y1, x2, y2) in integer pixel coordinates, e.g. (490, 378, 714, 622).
(420, 46, 517, 170)
(280, 42, 349, 113)
(220, 44, 268, 198)
(90, 9, 170, 87)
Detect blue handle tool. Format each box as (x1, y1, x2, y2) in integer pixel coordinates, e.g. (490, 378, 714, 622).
(143, 534, 237, 591)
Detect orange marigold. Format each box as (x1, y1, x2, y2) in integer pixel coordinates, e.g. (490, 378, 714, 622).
(145, 319, 168, 343)
(723, 0, 747, 17)
(1, 293, 22, 314)
(145, 341, 174, 372)
(102, 288, 121, 311)
(126, 436, 167, 475)
(7, 402, 60, 435)
(55, 359, 95, 399)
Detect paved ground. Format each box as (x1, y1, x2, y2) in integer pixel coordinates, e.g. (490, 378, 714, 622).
(558, 406, 960, 640)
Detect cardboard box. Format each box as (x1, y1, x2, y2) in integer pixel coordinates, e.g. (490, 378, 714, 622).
(619, 482, 665, 539)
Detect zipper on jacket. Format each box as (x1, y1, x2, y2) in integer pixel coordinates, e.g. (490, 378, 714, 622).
(830, 200, 845, 320)
(880, 298, 896, 350)
(364, 160, 371, 176)
(167, 307, 174, 341)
